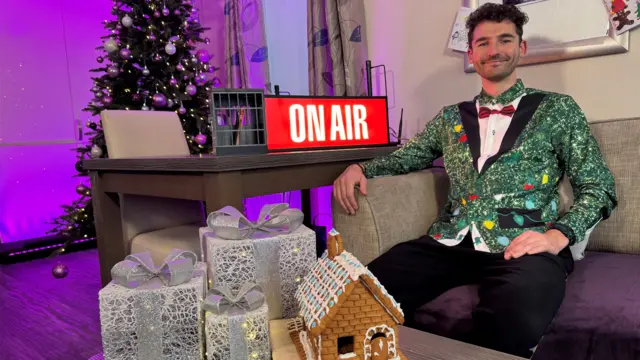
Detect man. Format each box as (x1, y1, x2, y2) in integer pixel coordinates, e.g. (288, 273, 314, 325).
(333, 3, 617, 358)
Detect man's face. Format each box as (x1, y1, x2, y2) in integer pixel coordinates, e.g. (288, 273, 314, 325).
(467, 20, 527, 82)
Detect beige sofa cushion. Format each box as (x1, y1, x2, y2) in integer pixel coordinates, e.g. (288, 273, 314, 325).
(130, 224, 203, 264)
(584, 118, 640, 254)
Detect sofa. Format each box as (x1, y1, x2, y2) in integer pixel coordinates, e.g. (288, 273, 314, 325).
(332, 117, 640, 360)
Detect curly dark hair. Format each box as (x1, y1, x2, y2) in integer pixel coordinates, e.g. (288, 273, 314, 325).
(466, 3, 529, 47)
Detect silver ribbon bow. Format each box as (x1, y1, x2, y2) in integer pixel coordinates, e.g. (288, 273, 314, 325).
(110, 248, 197, 288)
(204, 283, 267, 359)
(206, 203, 304, 240)
(203, 283, 265, 315)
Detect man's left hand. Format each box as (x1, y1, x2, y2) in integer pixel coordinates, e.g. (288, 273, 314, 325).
(504, 229, 569, 260)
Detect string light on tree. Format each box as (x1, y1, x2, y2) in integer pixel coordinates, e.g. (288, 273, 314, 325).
(47, 0, 221, 274)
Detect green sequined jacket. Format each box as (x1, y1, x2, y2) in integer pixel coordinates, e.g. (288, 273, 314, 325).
(360, 80, 617, 254)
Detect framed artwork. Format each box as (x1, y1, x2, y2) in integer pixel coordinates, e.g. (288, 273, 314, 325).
(463, 0, 630, 73)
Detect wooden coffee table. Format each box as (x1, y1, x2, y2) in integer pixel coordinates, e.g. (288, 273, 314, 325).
(397, 326, 526, 360)
(270, 320, 526, 360)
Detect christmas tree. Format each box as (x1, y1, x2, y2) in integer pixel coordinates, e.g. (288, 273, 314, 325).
(47, 0, 218, 252)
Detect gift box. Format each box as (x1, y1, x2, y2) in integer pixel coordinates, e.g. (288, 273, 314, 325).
(200, 203, 316, 320)
(99, 249, 206, 360)
(204, 283, 271, 359)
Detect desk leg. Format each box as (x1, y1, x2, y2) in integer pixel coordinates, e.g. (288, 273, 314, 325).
(90, 172, 125, 288)
(301, 189, 312, 228)
(203, 172, 244, 215)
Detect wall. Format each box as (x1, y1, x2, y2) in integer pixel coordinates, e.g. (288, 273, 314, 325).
(364, 0, 640, 139)
(0, 0, 113, 243)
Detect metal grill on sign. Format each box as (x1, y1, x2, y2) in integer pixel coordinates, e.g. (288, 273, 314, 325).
(208, 88, 268, 155)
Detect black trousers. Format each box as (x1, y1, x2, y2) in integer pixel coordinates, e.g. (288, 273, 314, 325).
(367, 232, 574, 358)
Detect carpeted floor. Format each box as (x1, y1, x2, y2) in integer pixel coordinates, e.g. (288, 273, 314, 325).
(0, 249, 103, 360)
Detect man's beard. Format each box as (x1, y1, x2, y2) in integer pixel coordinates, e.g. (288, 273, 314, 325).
(479, 54, 517, 82)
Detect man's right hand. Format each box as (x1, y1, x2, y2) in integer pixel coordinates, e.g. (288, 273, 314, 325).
(333, 164, 368, 215)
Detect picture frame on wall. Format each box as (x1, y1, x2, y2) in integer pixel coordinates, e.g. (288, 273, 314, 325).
(463, 0, 630, 73)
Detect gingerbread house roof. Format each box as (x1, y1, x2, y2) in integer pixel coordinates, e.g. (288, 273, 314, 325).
(294, 229, 404, 336)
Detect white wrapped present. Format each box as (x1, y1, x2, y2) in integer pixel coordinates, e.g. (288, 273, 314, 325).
(204, 283, 271, 360)
(99, 249, 206, 360)
(200, 203, 316, 320)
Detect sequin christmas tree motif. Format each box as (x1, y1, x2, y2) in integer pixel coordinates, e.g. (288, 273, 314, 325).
(288, 229, 406, 360)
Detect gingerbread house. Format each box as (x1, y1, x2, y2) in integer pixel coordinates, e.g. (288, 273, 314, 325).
(288, 229, 406, 360)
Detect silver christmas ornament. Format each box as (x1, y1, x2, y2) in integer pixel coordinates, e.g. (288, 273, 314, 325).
(90, 145, 103, 158)
(121, 14, 133, 27)
(104, 38, 118, 53)
(165, 43, 176, 55)
(142, 66, 150, 76)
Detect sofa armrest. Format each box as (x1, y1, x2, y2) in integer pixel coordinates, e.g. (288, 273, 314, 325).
(331, 168, 450, 265)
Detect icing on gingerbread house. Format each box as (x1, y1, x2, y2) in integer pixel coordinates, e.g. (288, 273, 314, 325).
(288, 229, 406, 360)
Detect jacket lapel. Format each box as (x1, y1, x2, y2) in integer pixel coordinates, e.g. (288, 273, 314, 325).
(458, 101, 481, 173)
(480, 93, 547, 174)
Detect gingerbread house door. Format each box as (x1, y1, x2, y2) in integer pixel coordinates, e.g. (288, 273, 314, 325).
(370, 335, 389, 360)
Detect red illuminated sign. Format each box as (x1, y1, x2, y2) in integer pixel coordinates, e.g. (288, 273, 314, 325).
(264, 96, 389, 151)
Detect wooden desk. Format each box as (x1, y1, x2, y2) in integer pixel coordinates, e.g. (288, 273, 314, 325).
(83, 146, 397, 286)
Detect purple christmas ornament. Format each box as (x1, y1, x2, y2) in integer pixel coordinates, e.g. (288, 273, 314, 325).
(174, 9, 181, 15)
(107, 66, 119, 77)
(176, 63, 184, 71)
(162, 7, 170, 16)
(152, 93, 167, 107)
(195, 133, 207, 145)
(179, 106, 187, 114)
(195, 49, 210, 63)
(195, 72, 207, 86)
(103, 96, 113, 105)
(169, 77, 178, 86)
(186, 84, 197, 95)
(52, 264, 69, 279)
(120, 48, 131, 59)
(149, 33, 156, 41)
(154, 10, 161, 17)
(204, 37, 210, 44)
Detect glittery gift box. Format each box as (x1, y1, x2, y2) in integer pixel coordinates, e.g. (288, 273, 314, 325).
(199, 225, 316, 320)
(98, 262, 207, 360)
(204, 300, 271, 360)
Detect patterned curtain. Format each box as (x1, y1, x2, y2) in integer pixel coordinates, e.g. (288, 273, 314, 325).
(196, 0, 271, 91)
(224, 0, 271, 91)
(307, 0, 369, 231)
(307, 0, 369, 96)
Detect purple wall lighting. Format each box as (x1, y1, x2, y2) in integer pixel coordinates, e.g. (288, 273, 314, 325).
(0, 0, 114, 243)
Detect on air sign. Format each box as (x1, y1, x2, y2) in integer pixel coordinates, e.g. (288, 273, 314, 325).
(264, 96, 389, 151)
